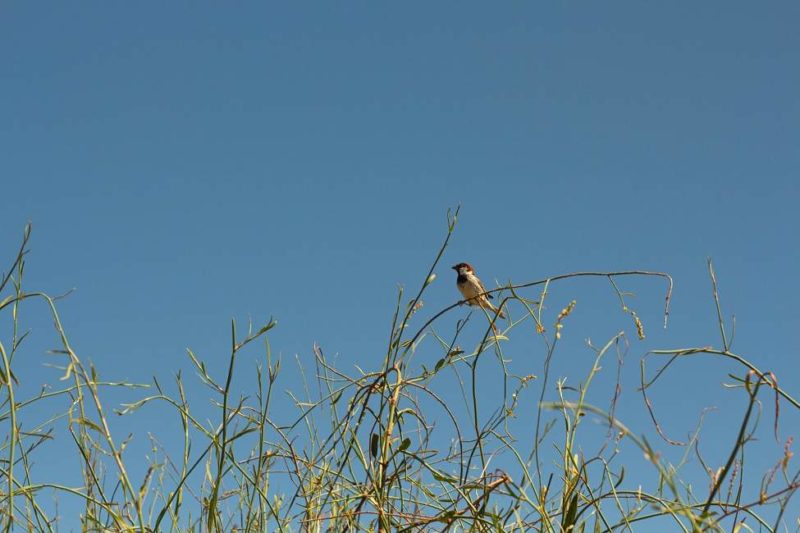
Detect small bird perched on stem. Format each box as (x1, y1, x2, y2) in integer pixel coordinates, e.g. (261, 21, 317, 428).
(452, 262, 505, 319)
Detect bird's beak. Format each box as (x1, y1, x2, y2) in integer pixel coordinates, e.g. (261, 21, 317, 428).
(451, 265, 458, 270)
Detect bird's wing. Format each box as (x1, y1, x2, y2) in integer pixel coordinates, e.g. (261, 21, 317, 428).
(477, 278, 494, 299)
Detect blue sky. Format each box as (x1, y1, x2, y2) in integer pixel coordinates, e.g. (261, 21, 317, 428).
(1, 2, 798, 529)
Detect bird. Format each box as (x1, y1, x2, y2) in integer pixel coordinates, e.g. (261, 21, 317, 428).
(451, 262, 505, 319)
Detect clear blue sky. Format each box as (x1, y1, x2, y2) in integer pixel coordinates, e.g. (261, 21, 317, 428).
(2, 2, 798, 529)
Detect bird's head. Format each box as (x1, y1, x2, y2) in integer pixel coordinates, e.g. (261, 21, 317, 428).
(451, 263, 473, 276)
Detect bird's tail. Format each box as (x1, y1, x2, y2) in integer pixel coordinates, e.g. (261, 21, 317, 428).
(484, 300, 506, 319)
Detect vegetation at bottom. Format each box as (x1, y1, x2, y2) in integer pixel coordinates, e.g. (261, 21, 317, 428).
(1, 211, 797, 531)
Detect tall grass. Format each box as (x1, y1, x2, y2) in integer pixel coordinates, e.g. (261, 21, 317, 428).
(1, 212, 797, 531)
